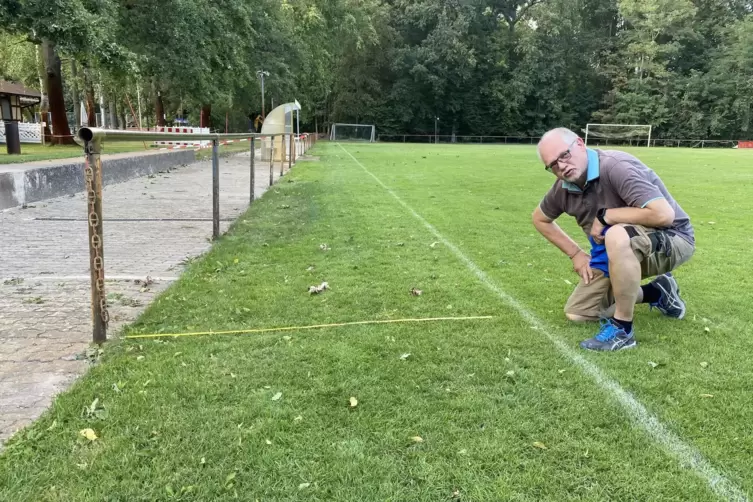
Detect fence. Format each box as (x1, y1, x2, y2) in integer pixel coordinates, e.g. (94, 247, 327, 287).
(76, 127, 317, 343)
(375, 133, 748, 148)
(0, 122, 42, 144)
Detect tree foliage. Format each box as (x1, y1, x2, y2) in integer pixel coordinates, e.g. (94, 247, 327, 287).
(0, 0, 751, 139)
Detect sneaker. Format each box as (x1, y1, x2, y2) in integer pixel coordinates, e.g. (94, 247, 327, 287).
(580, 319, 637, 351)
(649, 273, 686, 319)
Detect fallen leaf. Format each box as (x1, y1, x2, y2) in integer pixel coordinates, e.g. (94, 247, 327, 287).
(558, 369, 567, 374)
(700, 361, 709, 369)
(283, 335, 292, 342)
(349, 397, 358, 408)
(457, 449, 468, 455)
(298, 482, 311, 490)
(319, 244, 330, 251)
(532, 441, 547, 450)
(294, 415, 303, 422)
(272, 392, 282, 401)
(136, 355, 145, 361)
(399, 353, 411, 360)
(79, 428, 98, 441)
(648, 361, 662, 369)
(704, 327, 710, 333)
(410, 288, 423, 296)
(430, 241, 439, 248)
(410, 436, 423, 443)
(700, 394, 714, 398)
(306, 266, 315, 272)
(264, 385, 271, 389)
(308, 281, 329, 294)
(265, 439, 272, 445)
(201, 457, 206, 465)
(506, 370, 515, 377)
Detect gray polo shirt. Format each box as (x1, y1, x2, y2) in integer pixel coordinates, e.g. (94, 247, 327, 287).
(538, 149, 694, 245)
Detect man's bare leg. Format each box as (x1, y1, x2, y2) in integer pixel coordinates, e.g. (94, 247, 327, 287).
(604, 225, 641, 322)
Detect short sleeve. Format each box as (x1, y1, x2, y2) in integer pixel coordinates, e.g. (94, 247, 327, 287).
(538, 182, 564, 220)
(608, 161, 665, 208)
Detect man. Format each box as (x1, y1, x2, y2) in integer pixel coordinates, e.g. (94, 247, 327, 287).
(532, 128, 695, 351)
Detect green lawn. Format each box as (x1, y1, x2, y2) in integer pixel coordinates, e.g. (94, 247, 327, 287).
(0, 141, 153, 164)
(0, 141, 252, 164)
(1, 143, 752, 501)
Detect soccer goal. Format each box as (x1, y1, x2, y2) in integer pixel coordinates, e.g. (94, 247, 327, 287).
(330, 123, 376, 142)
(584, 123, 652, 147)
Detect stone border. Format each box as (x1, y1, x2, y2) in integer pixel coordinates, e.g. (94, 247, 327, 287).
(0, 149, 196, 210)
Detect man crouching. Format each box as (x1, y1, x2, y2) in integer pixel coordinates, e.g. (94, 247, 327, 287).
(532, 128, 695, 351)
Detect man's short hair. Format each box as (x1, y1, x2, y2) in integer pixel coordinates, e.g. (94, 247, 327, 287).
(537, 127, 581, 162)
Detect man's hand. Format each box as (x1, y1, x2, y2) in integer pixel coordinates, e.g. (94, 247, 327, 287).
(590, 216, 606, 244)
(571, 250, 594, 285)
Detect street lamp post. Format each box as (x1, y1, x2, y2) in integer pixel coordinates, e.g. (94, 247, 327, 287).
(256, 70, 270, 118)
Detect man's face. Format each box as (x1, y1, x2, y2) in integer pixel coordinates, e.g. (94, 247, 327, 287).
(539, 135, 588, 184)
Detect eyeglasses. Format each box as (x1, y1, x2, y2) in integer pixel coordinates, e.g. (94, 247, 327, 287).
(545, 139, 577, 172)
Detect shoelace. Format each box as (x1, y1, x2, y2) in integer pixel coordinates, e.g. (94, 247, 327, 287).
(595, 320, 619, 342)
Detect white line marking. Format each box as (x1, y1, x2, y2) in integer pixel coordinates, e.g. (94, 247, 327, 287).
(337, 143, 748, 502)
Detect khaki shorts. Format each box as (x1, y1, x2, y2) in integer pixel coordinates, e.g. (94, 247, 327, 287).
(565, 225, 695, 318)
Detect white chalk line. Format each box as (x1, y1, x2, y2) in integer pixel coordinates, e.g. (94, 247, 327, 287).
(336, 143, 748, 502)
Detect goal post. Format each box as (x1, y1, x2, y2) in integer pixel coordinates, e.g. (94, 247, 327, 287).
(584, 123, 652, 147)
(330, 123, 376, 142)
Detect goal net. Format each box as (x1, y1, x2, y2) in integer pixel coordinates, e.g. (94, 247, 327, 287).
(584, 124, 652, 147)
(330, 123, 376, 142)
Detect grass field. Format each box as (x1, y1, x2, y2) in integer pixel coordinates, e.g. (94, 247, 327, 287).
(0, 141, 250, 164)
(1, 143, 752, 501)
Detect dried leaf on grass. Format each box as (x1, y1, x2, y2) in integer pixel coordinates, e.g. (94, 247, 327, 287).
(410, 436, 423, 443)
(308, 282, 329, 294)
(79, 428, 98, 441)
(410, 288, 422, 296)
(298, 482, 311, 490)
(700, 361, 709, 369)
(271, 392, 282, 401)
(319, 244, 330, 251)
(532, 441, 547, 450)
(349, 397, 358, 408)
(399, 353, 411, 360)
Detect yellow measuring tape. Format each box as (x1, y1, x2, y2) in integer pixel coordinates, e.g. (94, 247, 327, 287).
(124, 315, 494, 340)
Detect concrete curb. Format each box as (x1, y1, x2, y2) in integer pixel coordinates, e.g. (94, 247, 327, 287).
(0, 149, 196, 210)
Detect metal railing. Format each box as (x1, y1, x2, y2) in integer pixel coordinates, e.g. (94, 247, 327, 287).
(76, 127, 317, 343)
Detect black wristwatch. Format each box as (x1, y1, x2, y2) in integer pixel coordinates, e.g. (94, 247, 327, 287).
(597, 208, 609, 226)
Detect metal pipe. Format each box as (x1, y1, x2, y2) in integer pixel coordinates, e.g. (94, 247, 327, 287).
(78, 127, 263, 144)
(212, 138, 220, 240)
(288, 133, 293, 172)
(269, 135, 275, 186)
(84, 139, 108, 343)
(249, 137, 255, 202)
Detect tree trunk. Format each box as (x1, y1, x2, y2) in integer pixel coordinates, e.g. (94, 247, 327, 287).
(84, 69, 97, 127)
(36, 43, 52, 143)
(109, 98, 118, 129)
(42, 41, 75, 145)
(154, 85, 166, 127)
(71, 60, 81, 130)
(200, 104, 212, 128)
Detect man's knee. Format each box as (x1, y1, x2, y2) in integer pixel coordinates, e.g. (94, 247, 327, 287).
(565, 312, 599, 323)
(604, 224, 632, 252)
